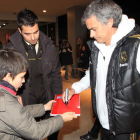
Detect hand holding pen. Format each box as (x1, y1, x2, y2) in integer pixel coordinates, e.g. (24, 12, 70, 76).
(62, 88, 75, 104)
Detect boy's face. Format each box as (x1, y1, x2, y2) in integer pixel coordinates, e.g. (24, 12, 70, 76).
(9, 72, 26, 91)
(18, 23, 39, 45)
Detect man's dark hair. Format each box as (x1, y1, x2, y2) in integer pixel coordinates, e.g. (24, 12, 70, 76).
(0, 49, 28, 80)
(77, 37, 82, 40)
(61, 39, 67, 48)
(17, 8, 39, 30)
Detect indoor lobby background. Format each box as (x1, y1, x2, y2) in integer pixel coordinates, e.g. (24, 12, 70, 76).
(0, 0, 140, 140)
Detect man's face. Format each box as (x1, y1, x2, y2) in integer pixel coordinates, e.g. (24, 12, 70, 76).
(82, 46, 85, 51)
(18, 23, 39, 45)
(85, 15, 113, 46)
(77, 38, 82, 44)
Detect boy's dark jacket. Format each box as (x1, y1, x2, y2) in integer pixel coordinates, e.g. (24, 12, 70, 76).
(4, 30, 62, 106)
(88, 25, 140, 134)
(0, 86, 63, 139)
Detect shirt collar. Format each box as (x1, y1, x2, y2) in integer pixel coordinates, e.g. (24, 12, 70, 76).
(0, 80, 17, 96)
(24, 40, 39, 54)
(24, 40, 39, 46)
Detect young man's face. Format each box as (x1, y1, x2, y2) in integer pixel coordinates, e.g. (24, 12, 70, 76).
(18, 23, 39, 45)
(85, 15, 113, 46)
(9, 72, 26, 91)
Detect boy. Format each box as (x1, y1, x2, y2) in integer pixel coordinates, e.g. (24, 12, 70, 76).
(0, 49, 77, 140)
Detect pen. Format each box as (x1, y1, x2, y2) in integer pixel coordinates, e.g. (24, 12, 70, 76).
(65, 88, 69, 106)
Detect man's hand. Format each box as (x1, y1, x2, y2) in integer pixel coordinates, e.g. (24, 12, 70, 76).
(62, 88, 75, 103)
(44, 100, 56, 111)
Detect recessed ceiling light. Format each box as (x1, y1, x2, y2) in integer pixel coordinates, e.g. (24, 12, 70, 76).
(43, 10, 46, 13)
(3, 23, 5, 25)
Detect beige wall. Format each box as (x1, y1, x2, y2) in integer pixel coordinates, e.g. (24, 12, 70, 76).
(67, 7, 76, 64)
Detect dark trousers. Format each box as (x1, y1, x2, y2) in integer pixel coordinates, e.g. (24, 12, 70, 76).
(101, 128, 130, 140)
(47, 131, 59, 140)
(90, 118, 101, 138)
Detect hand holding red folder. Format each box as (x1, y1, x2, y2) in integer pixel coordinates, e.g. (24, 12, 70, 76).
(61, 112, 77, 122)
(44, 100, 56, 111)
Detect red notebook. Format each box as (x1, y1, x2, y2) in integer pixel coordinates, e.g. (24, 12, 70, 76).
(50, 94, 80, 116)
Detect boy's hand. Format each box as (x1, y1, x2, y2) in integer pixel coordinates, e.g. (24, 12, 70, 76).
(44, 100, 56, 111)
(61, 112, 77, 122)
(62, 88, 75, 103)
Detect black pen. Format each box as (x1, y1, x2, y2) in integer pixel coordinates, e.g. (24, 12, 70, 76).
(65, 88, 69, 106)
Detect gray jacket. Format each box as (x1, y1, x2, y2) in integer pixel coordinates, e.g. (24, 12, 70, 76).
(0, 87, 63, 140)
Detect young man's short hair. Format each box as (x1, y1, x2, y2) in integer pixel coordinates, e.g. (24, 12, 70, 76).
(0, 49, 28, 80)
(17, 8, 39, 30)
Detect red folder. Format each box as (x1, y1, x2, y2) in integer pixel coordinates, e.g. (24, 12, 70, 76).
(50, 94, 80, 116)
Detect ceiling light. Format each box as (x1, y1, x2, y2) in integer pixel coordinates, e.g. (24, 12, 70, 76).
(43, 10, 46, 13)
(3, 23, 5, 25)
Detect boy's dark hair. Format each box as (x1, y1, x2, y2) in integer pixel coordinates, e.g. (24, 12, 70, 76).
(17, 8, 39, 30)
(0, 49, 28, 80)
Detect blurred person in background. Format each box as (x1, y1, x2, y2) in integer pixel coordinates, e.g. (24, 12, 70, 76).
(79, 44, 90, 78)
(76, 37, 83, 76)
(59, 40, 74, 80)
